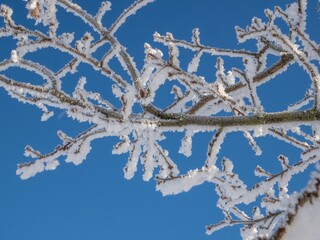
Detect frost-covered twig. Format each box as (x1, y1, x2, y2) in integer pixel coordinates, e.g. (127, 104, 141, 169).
(0, 0, 319, 239)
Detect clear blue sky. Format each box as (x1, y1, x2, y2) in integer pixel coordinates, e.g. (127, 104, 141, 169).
(0, 0, 319, 239)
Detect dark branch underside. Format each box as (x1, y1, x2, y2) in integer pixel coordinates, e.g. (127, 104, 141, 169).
(150, 108, 320, 128)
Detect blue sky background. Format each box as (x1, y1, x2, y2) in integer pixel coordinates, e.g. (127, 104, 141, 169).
(0, 0, 319, 239)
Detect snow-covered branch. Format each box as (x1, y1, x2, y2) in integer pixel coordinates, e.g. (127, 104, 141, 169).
(0, 0, 319, 238)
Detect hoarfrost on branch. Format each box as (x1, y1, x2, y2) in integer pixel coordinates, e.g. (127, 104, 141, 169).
(0, 0, 319, 238)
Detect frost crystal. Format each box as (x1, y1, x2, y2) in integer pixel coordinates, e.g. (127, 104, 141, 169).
(10, 50, 18, 63)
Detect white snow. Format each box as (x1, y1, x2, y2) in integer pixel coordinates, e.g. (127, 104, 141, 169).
(27, 0, 37, 10)
(10, 50, 19, 63)
(281, 191, 320, 240)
